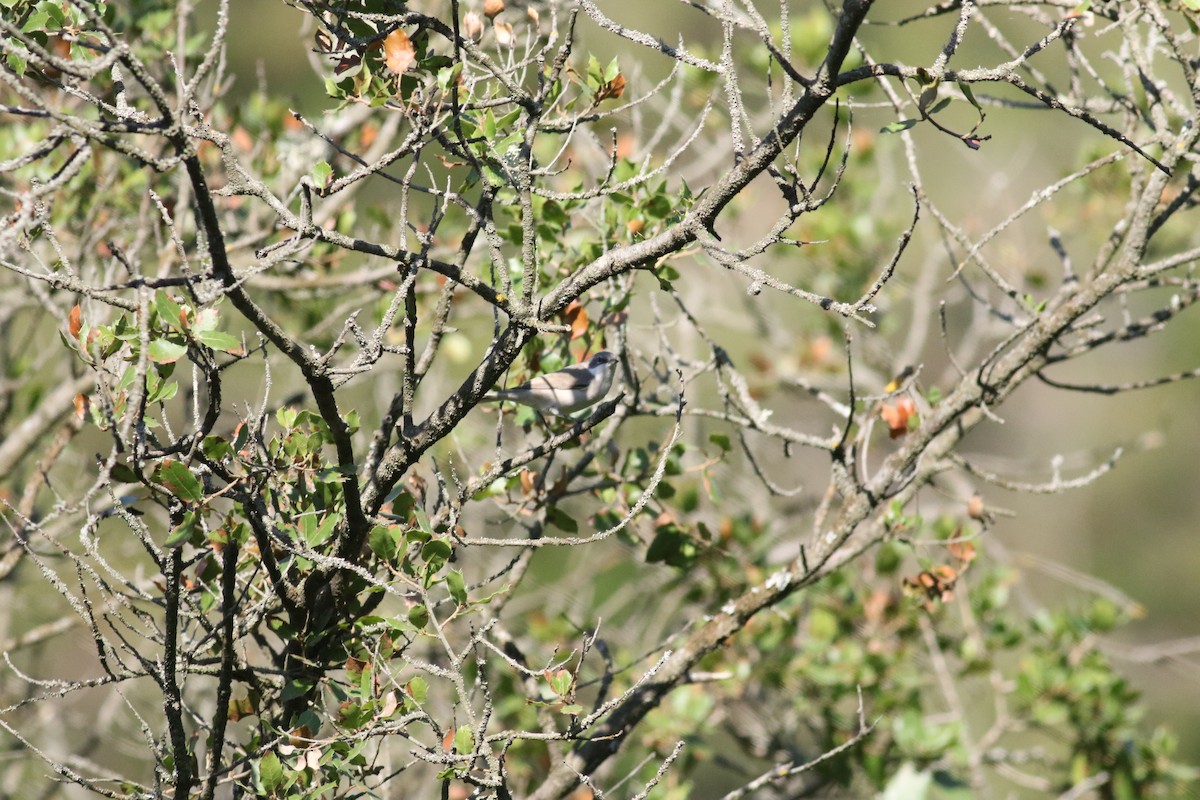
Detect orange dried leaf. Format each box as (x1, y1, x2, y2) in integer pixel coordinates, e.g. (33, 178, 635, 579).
(864, 589, 892, 625)
(358, 122, 380, 150)
(383, 28, 416, 75)
(68, 304, 82, 337)
(231, 126, 254, 153)
(616, 132, 636, 159)
(933, 564, 958, 582)
(966, 493, 985, 520)
(947, 539, 976, 564)
(483, 0, 505, 18)
(802, 335, 834, 367)
(569, 305, 589, 340)
(880, 395, 917, 439)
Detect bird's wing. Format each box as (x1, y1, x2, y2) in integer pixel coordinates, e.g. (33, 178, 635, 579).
(528, 365, 594, 391)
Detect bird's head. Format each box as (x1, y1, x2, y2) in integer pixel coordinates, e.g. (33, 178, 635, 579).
(587, 351, 618, 370)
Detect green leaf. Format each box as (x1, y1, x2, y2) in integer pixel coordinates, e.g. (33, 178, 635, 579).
(6, 50, 27, 77)
(148, 337, 188, 364)
(154, 291, 186, 331)
(369, 524, 400, 560)
(195, 329, 242, 353)
(546, 506, 578, 533)
(547, 669, 573, 697)
(165, 510, 201, 548)
(276, 406, 298, 430)
(645, 193, 672, 219)
(882, 763, 932, 800)
(881, 119, 920, 134)
(917, 78, 940, 113)
(201, 436, 233, 462)
(258, 752, 284, 793)
(957, 81, 982, 110)
(646, 525, 697, 568)
(494, 107, 521, 131)
(304, 514, 337, 546)
(709, 433, 731, 452)
(148, 378, 178, 404)
(453, 725, 474, 755)
(421, 538, 452, 564)
(190, 307, 218, 333)
(436, 62, 462, 91)
(111, 463, 141, 484)
(406, 676, 428, 703)
(154, 460, 204, 503)
(446, 569, 467, 605)
(407, 604, 429, 629)
(604, 57, 620, 83)
(312, 160, 333, 187)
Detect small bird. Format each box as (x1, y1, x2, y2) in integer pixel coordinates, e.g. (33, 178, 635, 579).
(484, 351, 619, 416)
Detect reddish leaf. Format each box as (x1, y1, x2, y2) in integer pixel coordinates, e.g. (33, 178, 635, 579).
(68, 304, 82, 337)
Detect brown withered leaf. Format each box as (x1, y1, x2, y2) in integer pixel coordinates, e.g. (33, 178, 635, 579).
(483, 0, 505, 18)
(68, 304, 82, 337)
(903, 564, 959, 609)
(383, 28, 416, 75)
(463, 11, 484, 40)
(594, 73, 626, 103)
(563, 300, 589, 341)
(493, 20, 514, 47)
(519, 469, 537, 496)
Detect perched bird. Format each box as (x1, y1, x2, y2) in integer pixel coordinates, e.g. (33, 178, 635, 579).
(484, 351, 619, 416)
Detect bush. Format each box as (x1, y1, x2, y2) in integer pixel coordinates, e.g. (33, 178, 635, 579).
(0, 0, 1197, 797)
